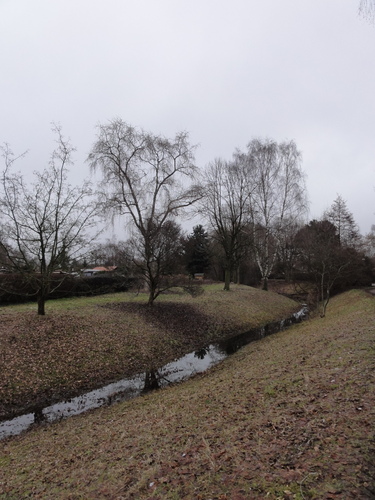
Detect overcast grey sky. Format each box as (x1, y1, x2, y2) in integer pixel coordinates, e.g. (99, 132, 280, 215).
(1, 0, 374, 236)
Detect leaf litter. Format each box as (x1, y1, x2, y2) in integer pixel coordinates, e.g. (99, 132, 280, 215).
(0, 288, 374, 498)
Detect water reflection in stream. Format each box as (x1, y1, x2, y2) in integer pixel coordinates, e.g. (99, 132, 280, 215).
(0, 306, 308, 440)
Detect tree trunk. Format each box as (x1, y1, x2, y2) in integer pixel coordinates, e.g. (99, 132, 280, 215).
(320, 272, 325, 307)
(236, 264, 240, 285)
(224, 268, 231, 291)
(320, 286, 330, 318)
(37, 291, 46, 316)
(262, 276, 268, 291)
(147, 273, 158, 305)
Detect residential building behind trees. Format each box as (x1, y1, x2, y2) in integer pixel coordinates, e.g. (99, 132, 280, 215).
(88, 240, 134, 273)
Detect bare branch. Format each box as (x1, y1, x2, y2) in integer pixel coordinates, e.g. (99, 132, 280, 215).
(359, 0, 375, 22)
(243, 138, 307, 290)
(88, 119, 199, 304)
(0, 130, 103, 314)
(199, 157, 251, 290)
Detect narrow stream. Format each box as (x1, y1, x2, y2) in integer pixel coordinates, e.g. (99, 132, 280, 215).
(0, 306, 308, 440)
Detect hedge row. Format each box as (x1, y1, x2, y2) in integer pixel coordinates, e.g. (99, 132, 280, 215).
(0, 273, 133, 305)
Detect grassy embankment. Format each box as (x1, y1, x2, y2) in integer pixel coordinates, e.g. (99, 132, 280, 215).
(0, 287, 374, 499)
(0, 283, 300, 420)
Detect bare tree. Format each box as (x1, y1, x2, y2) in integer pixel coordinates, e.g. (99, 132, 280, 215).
(0, 128, 102, 315)
(238, 138, 307, 290)
(359, 0, 375, 22)
(200, 158, 251, 290)
(295, 220, 352, 317)
(363, 224, 375, 258)
(0, 227, 10, 269)
(88, 119, 201, 304)
(274, 219, 304, 282)
(130, 219, 185, 292)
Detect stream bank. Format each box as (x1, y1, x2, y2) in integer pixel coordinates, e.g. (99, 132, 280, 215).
(0, 306, 308, 440)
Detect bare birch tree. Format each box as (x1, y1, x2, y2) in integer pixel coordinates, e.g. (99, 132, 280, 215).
(88, 119, 201, 304)
(238, 138, 307, 290)
(0, 128, 102, 314)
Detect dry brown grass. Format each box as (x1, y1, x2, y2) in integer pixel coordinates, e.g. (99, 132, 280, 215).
(0, 284, 299, 419)
(0, 289, 374, 499)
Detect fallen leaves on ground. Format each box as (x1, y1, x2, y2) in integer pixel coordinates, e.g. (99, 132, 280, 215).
(0, 289, 374, 499)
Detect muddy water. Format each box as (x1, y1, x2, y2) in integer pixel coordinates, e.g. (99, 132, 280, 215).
(0, 306, 308, 440)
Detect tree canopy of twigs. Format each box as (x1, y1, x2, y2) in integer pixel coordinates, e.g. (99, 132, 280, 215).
(359, 0, 375, 22)
(0, 127, 102, 315)
(200, 158, 251, 291)
(236, 138, 307, 290)
(88, 119, 201, 304)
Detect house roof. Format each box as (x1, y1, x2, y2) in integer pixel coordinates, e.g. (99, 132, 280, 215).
(92, 266, 118, 272)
